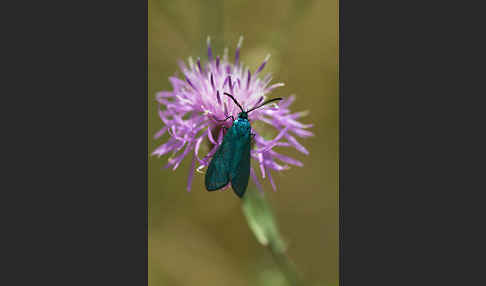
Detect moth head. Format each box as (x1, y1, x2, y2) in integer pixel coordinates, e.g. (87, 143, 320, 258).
(238, 112, 248, 120)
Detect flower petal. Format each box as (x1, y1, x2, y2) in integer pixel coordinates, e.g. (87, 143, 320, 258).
(154, 127, 168, 139)
(186, 154, 196, 192)
(268, 171, 277, 192)
(250, 167, 263, 194)
(285, 134, 309, 155)
(269, 150, 303, 167)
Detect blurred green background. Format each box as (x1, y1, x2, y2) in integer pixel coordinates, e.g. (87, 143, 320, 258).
(149, 0, 338, 285)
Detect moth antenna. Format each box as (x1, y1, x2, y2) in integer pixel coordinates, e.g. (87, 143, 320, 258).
(223, 92, 244, 112)
(246, 97, 283, 114)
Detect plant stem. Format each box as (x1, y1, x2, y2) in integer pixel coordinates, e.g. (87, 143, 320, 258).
(242, 187, 304, 286)
(269, 242, 302, 286)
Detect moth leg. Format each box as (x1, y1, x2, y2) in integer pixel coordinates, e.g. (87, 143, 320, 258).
(215, 115, 235, 122)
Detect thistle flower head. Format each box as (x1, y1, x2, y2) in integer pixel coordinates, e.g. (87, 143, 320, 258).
(153, 36, 313, 192)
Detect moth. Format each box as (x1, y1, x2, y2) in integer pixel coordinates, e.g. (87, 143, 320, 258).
(205, 92, 282, 198)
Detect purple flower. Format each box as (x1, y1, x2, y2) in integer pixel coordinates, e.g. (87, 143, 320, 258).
(153, 36, 313, 193)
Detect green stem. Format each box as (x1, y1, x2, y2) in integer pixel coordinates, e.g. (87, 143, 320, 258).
(242, 187, 304, 286)
(269, 243, 302, 286)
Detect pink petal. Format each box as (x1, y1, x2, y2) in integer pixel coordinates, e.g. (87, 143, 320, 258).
(156, 91, 173, 100)
(152, 140, 176, 157)
(258, 152, 266, 178)
(194, 134, 205, 156)
(268, 171, 277, 192)
(170, 142, 193, 170)
(254, 127, 290, 153)
(250, 167, 263, 194)
(264, 83, 285, 93)
(287, 118, 314, 129)
(154, 127, 168, 139)
(169, 76, 186, 91)
(279, 95, 295, 109)
(186, 154, 196, 192)
(207, 126, 216, 144)
(285, 134, 309, 155)
(291, 128, 315, 138)
(268, 150, 303, 167)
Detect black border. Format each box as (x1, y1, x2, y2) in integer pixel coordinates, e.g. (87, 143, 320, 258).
(18, 1, 149, 284)
(339, 0, 471, 284)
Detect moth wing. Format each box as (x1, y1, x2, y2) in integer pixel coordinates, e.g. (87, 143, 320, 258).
(230, 135, 251, 198)
(205, 131, 235, 191)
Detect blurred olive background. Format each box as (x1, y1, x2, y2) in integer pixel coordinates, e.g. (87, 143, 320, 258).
(149, 0, 338, 285)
